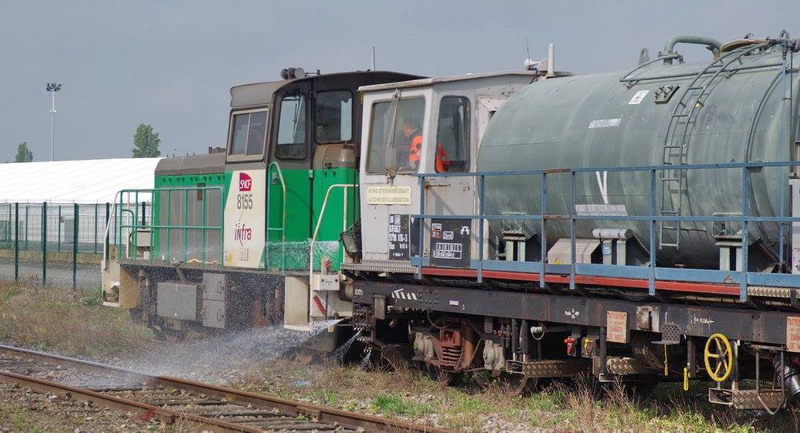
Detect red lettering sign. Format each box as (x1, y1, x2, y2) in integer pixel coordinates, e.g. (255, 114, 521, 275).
(787, 317, 800, 353)
(607, 311, 628, 343)
(239, 173, 252, 192)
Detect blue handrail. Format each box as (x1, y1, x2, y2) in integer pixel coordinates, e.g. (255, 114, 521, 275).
(413, 160, 800, 302)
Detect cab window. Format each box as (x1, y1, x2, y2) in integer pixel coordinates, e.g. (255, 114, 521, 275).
(316, 90, 353, 143)
(435, 97, 470, 172)
(367, 97, 425, 173)
(276, 93, 307, 159)
(229, 109, 268, 158)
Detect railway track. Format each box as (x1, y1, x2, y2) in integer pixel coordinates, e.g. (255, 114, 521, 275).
(0, 344, 452, 433)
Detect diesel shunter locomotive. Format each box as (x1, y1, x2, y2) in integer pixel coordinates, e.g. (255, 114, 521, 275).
(105, 32, 800, 411)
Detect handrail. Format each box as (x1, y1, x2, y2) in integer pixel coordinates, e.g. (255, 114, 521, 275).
(120, 208, 136, 259)
(101, 190, 122, 268)
(414, 160, 800, 178)
(266, 161, 287, 272)
(619, 53, 682, 82)
(308, 184, 357, 321)
(620, 41, 777, 84)
(413, 160, 800, 303)
(104, 186, 224, 265)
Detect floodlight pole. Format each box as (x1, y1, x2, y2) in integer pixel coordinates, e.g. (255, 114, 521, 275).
(46, 83, 61, 161)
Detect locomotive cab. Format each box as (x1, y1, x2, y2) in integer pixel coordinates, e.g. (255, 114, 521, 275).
(345, 72, 543, 276)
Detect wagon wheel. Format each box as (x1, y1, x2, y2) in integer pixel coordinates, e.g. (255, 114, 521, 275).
(703, 333, 733, 382)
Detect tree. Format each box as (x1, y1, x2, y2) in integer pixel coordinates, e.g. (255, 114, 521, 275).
(132, 124, 161, 158)
(15, 142, 33, 162)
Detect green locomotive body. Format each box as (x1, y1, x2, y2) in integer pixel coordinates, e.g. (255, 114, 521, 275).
(102, 70, 420, 333)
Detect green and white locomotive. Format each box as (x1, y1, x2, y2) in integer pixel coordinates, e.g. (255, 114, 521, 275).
(102, 69, 420, 337)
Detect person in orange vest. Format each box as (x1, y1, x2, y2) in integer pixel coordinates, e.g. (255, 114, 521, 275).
(434, 143, 450, 173)
(403, 118, 451, 172)
(403, 118, 423, 168)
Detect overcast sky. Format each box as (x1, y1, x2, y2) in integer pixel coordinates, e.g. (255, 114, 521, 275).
(1, 1, 799, 162)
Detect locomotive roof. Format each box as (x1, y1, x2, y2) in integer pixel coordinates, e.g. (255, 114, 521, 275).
(230, 81, 287, 109)
(358, 70, 541, 92)
(230, 70, 422, 109)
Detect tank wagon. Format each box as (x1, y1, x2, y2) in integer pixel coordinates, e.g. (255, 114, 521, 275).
(348, 33, 800, 410)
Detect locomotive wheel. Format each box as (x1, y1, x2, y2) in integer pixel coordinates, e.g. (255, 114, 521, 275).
(704, 333, 733, 382)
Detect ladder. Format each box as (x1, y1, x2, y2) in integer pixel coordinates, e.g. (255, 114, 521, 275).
(658, 43, 769, 249)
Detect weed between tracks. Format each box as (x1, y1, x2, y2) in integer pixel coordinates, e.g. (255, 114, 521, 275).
(0, 281, 155, 359)
(238, 358, 800, 432)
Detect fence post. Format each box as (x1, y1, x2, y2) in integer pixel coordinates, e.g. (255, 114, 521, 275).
(42, 202, 47, 287)
(25, 205, 29, 250)
(93, 203, 98, 254)
(57, 205, 62, 252)
(73, 203, 79, 290)
(14, 203, 19, 282)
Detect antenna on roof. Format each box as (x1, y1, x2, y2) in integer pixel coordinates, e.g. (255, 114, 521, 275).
(370, 46, 376, 71)
(523, 38, 540, 71)
(525, 38, 531, 61)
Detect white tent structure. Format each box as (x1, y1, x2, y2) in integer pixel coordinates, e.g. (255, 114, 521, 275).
(0, 158, 161, 204)
(0, 158, 162, 254)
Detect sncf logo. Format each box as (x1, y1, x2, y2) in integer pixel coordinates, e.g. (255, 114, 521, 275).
(238, 173, 252, 191)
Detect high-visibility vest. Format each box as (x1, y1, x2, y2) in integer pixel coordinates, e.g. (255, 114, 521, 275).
(435, 144, 450, 173)
(409, 134, 422, 164)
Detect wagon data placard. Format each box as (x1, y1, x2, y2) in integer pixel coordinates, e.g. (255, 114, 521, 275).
(430, 218, 471, 268)
(388, 214, 410, 260)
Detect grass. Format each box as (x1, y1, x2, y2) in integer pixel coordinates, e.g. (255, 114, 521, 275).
(2, 278, 800, 431)
(0, 281, 156, 359)
(238, 359, 800, 432)
(372, 393, 433, 417)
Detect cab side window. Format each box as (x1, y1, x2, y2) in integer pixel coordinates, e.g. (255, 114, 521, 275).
(229, 109, 268, 159)
(276, 93, 307, 159)
(366, 97, 425, 173)
(316, 90, 353, 143)
(435, 96, 470, 172)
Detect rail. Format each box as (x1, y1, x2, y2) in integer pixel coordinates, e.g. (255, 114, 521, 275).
(0, 344, 452, 433)
(413, 160, 800, 302)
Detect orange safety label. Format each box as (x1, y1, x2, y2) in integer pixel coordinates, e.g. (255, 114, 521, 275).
(606, 311, 628, 344)
(787, 317, 800, 353)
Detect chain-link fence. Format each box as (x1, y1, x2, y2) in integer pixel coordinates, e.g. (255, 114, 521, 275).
(0, 202, 149, 289)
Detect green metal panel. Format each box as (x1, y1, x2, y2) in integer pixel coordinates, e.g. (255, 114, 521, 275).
(265, 167, 358, 272)
(151, 172, 228, 261)
(312, 167, 358, 272)
(266, 168, 311, 270)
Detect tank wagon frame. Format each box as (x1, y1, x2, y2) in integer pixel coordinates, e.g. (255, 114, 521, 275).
(351, 160, 800, 410)
(346, 33, 800, 410)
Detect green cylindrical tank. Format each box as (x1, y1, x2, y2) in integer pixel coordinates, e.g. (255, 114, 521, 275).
(478, 37, 799, 267)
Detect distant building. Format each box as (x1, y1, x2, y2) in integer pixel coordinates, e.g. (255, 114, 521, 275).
(0, 158, 161, 204)
(0, 158, 161, 254)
